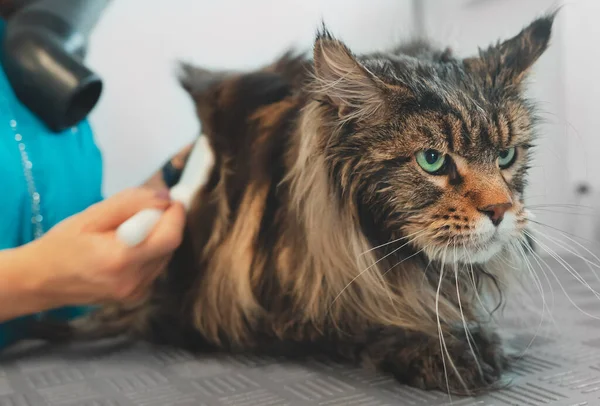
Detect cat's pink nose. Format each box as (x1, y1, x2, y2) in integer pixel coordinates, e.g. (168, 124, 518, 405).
(478, 203, 512, 226)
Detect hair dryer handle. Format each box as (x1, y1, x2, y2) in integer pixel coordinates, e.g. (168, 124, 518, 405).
(116, 208, 164, 247)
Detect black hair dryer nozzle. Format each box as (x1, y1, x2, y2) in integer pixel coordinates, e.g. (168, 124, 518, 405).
(1, 0, 110, 132)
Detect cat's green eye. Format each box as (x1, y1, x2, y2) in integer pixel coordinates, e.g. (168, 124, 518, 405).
(498, 147, 517, 169)
(416, 149, 446, 174)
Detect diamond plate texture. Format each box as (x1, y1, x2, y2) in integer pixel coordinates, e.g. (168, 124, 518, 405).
(2, 254, 600, 405)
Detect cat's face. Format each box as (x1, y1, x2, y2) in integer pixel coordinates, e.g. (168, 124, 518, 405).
(369, 101, 532, 264)
(312, 15, 554, 264)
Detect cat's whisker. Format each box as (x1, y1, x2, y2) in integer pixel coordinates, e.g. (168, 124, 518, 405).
(527, 223, 600, 279)
(525, 238, 577, 342)
(437, 243, 471, 395)
(420, 251, 436, 287)
(526, 208, 597, 217)
(527, 219, 597, 245)
(527, 203, 594, 210)
(464, 242, 490, 319)
(453, 244, 483, 378)
(517, 239, 555, 320)
(520, 236, 557, 314)
(522, 231, 600, 321)
(358, 229, 426, 258)
(512, 240, 551, 360)
(524, 230, 600, 299)
(382, 248, 426, 278)
(519, 235, 560, 343)
(468, 232, 506, 319)
(525, 227, 600, 332)
(552, 239, 600, 290)
(525, 234, 594, 293)
(532, 232, 600, 284)
(332, 233, 424, 308)
(495, 247, 520, 269)
(437, 243, 454, 398)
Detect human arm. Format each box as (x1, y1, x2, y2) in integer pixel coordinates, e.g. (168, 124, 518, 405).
(0, 187, 185, 323)
(0, 247, 59, 322)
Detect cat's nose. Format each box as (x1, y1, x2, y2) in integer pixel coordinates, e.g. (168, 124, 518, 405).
(478, 202, 512, 226)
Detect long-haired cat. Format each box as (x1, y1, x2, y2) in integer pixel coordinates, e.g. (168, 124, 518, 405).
(34, 13, 556, 396)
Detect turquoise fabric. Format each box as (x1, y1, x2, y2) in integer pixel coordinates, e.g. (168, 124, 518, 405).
(0, 18, 103, 349)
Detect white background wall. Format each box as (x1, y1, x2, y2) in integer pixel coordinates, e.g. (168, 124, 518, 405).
(85, 0, 599, 248)
(562, 0, 600, 186)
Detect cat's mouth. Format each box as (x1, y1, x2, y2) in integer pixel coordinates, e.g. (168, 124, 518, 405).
(459, 212, 523, 263)
(466, 233, 501, 252)
(417, 212, 525, 264)
(435, 228, 511, 265)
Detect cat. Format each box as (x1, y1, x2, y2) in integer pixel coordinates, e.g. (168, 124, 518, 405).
(33, 13, 556, 396)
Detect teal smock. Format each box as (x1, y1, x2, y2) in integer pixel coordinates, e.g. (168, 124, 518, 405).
(0, 18, 103, 349)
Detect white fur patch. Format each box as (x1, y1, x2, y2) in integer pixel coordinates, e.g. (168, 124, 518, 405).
(437, 212, 520, 265)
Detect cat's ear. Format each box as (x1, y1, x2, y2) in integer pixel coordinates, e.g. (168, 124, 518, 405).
(312, 27, 388, 122)
(178, 63, 227, 101)
(464, 12, 556, 86)
(177, 62, 228, 131)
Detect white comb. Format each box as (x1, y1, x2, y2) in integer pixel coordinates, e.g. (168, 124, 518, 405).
(116, 135, 213, 246)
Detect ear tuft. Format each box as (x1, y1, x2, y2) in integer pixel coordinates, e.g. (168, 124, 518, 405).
(315, 20, 335, 43)
(465, 11, 557, 85)
(312, 24, 387, 122)
(509, 12, 556, 67)
(527, 13, 554, 45)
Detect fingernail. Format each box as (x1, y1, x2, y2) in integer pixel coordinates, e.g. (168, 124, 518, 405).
(155, 189, 171, 200)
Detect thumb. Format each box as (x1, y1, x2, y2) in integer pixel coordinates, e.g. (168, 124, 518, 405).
(134, 201, 186, 259)
(82, 187, 172, 232)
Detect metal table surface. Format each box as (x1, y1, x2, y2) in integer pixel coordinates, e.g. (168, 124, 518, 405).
(1, 254, 599, 406)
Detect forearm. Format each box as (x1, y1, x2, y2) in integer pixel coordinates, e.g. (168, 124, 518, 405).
(0, 245, 57, 322)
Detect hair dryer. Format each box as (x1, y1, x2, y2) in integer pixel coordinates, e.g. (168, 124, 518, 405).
(1, 0, 110, 132)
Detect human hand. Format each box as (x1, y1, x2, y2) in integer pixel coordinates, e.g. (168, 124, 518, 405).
(25, 187, 186, 308)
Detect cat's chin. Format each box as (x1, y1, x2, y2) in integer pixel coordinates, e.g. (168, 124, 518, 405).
(421, 243, 502, 265)
(442, 242, 505, 265)
(423, 229, 515, 265)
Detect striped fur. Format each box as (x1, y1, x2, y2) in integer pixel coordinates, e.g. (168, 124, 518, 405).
(38, 14, 555, 395)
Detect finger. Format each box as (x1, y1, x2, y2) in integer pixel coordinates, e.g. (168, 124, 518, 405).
(83, 187, 172, 232)
(134, 201, 186, 259)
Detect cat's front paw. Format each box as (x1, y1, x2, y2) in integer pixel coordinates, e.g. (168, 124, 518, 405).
(382, 326, 509, 395)
(435, 327, 508, 395)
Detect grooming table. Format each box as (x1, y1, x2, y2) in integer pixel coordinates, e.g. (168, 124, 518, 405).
(1, 254, 599, 406)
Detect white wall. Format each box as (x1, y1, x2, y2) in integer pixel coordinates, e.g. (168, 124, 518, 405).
(563, 0, 600, 188)
(562, 0, 600, 241)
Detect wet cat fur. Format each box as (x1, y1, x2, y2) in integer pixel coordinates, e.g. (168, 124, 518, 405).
(33, 14, 555, 395)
